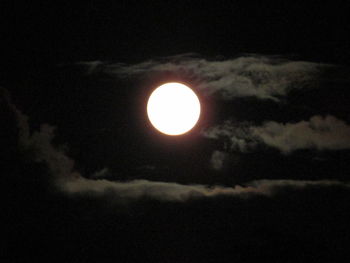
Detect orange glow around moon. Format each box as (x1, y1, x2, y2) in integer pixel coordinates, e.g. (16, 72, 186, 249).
(147, 83, 201, 135)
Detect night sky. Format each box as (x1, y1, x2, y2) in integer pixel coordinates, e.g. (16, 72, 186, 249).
(3, 2, 350, 262)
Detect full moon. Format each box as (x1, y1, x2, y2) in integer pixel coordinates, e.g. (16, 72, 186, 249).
(147, 82, 201, 135)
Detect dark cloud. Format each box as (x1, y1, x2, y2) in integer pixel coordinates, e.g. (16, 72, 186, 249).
(91, 167, 110, 178)
(75, 60, 104, 74)
(2, 88, 79, 182)
(80, 54, 329, 101)
(204, 115, 350, 154)
(210, 150, 227, 170)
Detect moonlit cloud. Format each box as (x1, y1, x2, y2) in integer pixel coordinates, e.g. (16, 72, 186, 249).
(203, 115, 350, 153)
(83, 54, 330, 101)
(203, 121, 259, 152)
(62, 176, 350, 202)
(62, 177, 255, 201)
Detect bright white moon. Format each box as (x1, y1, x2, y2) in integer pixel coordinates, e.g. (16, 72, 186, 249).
(147, 83, 201, 135)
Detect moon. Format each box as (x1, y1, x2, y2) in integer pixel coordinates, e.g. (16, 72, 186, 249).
(147, 82, 201, 136)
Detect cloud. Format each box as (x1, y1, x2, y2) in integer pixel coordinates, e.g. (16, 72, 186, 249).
(84, 54, 330, 101)
(4, 88, 349, 203)
(2, 87, 79, 181)
(203, 115, 350, 153)
(203, 121, 259, 152)
(252, 115, 350, 153)
(62, 177, 349, 202)
(91, 167, 110, 178)
(75, 60, 104, 74)
(210, 150, 227, 170)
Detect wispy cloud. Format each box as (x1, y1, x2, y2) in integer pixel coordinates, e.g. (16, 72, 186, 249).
(62, 176, 349, 202)
(75, 60, 104, 74)
(210, 150, 227, 170)
(2, 87, 79, 181)
(91, 167, 110, 178)
(203, 115, 350, 154)
(82, 54, 329, 101)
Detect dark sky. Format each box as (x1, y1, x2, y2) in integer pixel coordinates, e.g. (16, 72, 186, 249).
(3, 2, 350, 262)
(4, 1, 350, 63)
